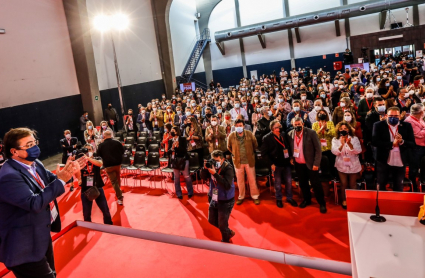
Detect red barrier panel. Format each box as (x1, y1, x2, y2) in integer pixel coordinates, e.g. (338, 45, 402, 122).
(346, 190, 424, 217)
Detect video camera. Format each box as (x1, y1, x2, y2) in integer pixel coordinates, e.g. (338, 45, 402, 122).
(205, 159, 216, 169)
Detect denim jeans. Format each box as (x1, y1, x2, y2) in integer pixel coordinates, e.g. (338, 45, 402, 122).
(208, 197, 235, 242)
(409, 146, 425, 191)
(81, 187, 113, 225)
(376, 161, 405, 191)
(273, 166, 293, 200)
(173, 160, 193, 197)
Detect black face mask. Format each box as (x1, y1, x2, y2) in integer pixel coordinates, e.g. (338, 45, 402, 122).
(128, 113, 132, 115)
(206, 114, 212, 118)
(294, 126, 303, 132)
(170, 131, 176, 137)
(339, 130, 348, 136)
(325, 81, 330, 84)
(318, 114, 327, 120)
(108, 105, 112, 109)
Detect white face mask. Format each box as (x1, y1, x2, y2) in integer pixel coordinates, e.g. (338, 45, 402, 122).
(65, 134, 71, 139)
(88, 152, 93, 157)
(339, 85, 344, 89)
(314, 106, 321, 111)
(344, 115, 352, 122)
(301, 96, 306, 100)
(211, 121, 217, 126)
(340, 102, 346, 107)
(167, 109, 171, 113)
(366, 93, 374, 99)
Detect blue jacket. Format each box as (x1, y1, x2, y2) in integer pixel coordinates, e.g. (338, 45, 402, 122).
(0, 159, 65, 268)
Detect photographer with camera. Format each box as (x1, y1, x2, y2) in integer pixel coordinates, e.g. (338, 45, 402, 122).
(201, 150, 236, 243)
(74, 144, 113, 224)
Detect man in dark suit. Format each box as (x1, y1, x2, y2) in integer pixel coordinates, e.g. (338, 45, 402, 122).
(59, 130, 78, 164)
(390, 72, 409, 92)
(136, 108, 152, 136)
(261, 120, 297, 208)
(104, 103, 119, 132)
(287, 116, 326, 213)
(372, 107, 415, 191)
(0, 128, 83, 277)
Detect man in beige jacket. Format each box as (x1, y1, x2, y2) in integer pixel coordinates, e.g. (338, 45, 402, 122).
(227, 119, 260, 205)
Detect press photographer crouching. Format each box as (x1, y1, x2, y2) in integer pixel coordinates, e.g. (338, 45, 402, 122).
(201, 150, 236, 243)
(74, 144, 113, 225)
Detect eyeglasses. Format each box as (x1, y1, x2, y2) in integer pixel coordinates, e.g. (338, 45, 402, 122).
(17, 140, 39, 150)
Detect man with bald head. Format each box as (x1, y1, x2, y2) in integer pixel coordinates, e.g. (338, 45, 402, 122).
(97, 130, 125, 205)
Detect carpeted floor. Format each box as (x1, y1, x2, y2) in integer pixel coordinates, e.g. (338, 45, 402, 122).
(1, 172, 352, 277)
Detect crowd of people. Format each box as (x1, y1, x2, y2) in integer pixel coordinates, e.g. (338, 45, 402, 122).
(1, 52, 425, 276)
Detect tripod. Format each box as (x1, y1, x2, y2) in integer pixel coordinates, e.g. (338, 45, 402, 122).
(404, 7, 413, 27)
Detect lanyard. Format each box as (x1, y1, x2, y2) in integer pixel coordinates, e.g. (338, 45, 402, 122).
(211, 164, 224, 188)
(274, 135, 286, 148)
(388, 125, 398, 139)
(365, 99, 373, 110)
(235, 109, 240, 115)
(29, 171, 45, 189)
(319, 122, 327, 135)
(295, 132, 303, 147)
(398, 98, 405, 107)
(87, 162, 93, 175)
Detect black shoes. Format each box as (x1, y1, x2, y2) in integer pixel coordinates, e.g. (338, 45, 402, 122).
(276, 200, 283, 208)
(70, 185, 74, 192)
(320, 205, 327, 214)
(188, 194, 193, 199)
(299, 200, 311, 208)
(222, 230, 236, 243)
(287, 199, 298, 207)
(177, 196, 183, 200)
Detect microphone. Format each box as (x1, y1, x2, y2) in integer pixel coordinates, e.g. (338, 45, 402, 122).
(370, 183, 386, 223)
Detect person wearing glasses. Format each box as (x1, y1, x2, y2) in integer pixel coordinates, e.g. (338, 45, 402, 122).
(0, 128, 85, 278)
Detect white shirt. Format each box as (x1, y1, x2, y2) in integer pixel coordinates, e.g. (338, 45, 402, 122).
(12, 159, 66, 186)
(387, 124, 403, 167)
(229, 107, 248, 121)
(331, 136, 362, 173)
(309, 107, 332, 124)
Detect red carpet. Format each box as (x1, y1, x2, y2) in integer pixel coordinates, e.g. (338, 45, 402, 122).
(1, 175, 352, 277)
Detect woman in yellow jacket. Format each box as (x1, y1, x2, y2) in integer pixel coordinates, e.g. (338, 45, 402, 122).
(312, 108, 337, 195)
(163, 105, 176, 127)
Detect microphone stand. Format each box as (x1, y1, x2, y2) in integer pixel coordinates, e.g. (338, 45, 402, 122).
(370, 183, 386, 222)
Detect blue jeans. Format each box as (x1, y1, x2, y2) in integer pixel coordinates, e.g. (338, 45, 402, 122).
(409, 146, 425, 191)
(81, 187, 113, 224)
(208, 197, 235, 242)
(273, 166, 293, 200)
(173, 160, 193, 197)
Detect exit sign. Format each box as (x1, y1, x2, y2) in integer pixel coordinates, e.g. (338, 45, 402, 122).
(95, 96, 99, 101)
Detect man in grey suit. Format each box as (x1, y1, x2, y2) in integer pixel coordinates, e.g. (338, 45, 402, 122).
(287, 116, 327, 213)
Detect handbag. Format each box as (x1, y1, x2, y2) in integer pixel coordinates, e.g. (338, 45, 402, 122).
(84, 186, 100, 201)
(169, 156, 186, 171)
(418, 195, 425, 225)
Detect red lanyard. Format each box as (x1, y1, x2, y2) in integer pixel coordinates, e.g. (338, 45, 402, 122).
(319, 122, 326, 135)
(274, 136, 286, 148)
(365, 99, 373, 110)
(295, 132, 303, 147)
(398, 99, 405, 107)
(388, 125, 398, 139)
(235, 109, 240, 114)
(87, 163, 93, 175)
(29, 171, 45, 189)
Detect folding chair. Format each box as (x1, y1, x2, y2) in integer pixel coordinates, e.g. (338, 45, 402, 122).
(121, 153, 132, 186)
(148, 144, 159, 153)
(125, 137, 135, 146)
(133, 151, 146, 187)
(139, 152, 161, 188)
(188, 152, 202, 192)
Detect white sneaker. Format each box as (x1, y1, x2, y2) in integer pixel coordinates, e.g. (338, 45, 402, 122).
(117, 199, 123, 205)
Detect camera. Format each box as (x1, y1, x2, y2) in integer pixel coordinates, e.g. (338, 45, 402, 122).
(73, 147, 88, 158)
(205, 159, 215, 169)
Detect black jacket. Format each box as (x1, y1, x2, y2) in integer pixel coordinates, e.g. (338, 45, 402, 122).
(167, 136, 188, 160)
(255, 116, 274, 146)
(200, 160, 234, 191)
(60, 137, 78, 158)
(97, 138, 124, 167)
(261, 131, 292, 167)
(79, 158, 105, 192)
(371, 120, 415, 166)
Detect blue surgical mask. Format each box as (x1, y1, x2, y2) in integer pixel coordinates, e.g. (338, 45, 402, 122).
(294, 107, 300, 112)
(388, 117, 399, 126)
(24, 145, 41, 162)
(88, 126, 93, 130)
(235, 103, 240, 108)
(215, 161, 222, 168)
(217, 109, 222, 113)
(185, 112, 191, 116)
(235, 127, 244, 133)
(377, 105, 386, 113)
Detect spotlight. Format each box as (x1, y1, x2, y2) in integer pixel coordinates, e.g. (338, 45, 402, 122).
(93, 14, 129, 32)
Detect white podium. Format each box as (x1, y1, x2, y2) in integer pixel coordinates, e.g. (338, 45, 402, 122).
(346, 190, 425, 278)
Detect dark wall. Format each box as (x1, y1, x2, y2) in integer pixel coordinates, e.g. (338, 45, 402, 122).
(0, 95, 84, 160)
(296, 53, 344, 76)
(247, 60, 292, 78)
(99, 79, 166, 129)
(212, 66, 244, 87)
(350, 25, 425, 62)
